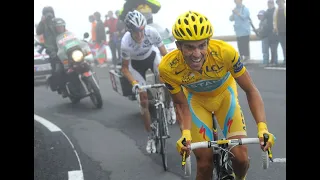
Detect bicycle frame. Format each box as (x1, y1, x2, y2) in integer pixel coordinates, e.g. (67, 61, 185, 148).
(135, 84, 170, 138)
(135, 83, 171, 171)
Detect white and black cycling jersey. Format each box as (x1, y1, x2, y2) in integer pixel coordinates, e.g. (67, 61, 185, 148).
(121, 25, 163, 61)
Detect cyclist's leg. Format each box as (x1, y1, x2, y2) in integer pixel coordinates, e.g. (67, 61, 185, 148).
(214, 80, 248, 180)
(129, 61, 152, 131)
(130, 58, 155, 153)
(152, 52, 177, 124)
(183, 89, 214, 180)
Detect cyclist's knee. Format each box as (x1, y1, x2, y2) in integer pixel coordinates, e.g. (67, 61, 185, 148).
(139, 92, 149, 108)
(194, 148, 213, 177)
(232, 145, 249, 165)
(230, 144, 250, 177)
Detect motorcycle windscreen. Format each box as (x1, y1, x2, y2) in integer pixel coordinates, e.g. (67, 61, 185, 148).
(56, 32, 82, 52)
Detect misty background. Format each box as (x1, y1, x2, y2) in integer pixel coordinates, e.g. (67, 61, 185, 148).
(34, 0, 284, 61)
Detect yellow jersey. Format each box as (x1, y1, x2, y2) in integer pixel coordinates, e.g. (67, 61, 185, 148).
(159, 39, 246, 97)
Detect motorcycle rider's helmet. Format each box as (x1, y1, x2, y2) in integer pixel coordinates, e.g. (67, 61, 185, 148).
(53, 18, 66, 34)
(124, 10, 146, 32)
(42, 6, 55, 21)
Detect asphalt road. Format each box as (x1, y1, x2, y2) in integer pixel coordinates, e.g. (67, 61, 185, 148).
(34, 64, 286, 180)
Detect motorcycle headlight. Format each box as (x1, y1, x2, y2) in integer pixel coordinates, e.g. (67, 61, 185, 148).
(71, 50, 84, 62)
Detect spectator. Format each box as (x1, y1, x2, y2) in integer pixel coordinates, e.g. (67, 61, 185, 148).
(229, 0, 251, 61)
(265, 0, 279, 66)
(115, 10, 126, 65)
(119, 0, 161, 24)
(89, 15, 97, 43)
(94, 11, 107, 67)
(256, 10, 269, 65)
(104, 10, 119, 68)
(88, 15, 98, 66)
(274, 0, 286, 65)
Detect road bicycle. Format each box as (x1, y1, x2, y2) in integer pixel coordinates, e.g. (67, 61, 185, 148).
(135, 83, 171, 171)
(182, 114, 273, 180)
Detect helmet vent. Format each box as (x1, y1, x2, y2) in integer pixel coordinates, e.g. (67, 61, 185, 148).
(200, 26, 204, 36)
(191, 15, 195, 22)
(184, 19, 189, 25)
(186, 28, 192, 37)
(179, 28, 186, 36)
(175, 29, 182, 37)
(199, 17, 203, 24)
(193, 25, 197, 35)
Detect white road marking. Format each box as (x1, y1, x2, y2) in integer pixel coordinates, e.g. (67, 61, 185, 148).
(34, 114, 61, 132)
(264, 67, 286, 70)
(34, 114, 84, 180)
(68, 170, 84, 180)
(272, 158, 286, 163)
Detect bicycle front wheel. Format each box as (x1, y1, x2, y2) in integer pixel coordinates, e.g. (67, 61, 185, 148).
(158, 105, 168, 171)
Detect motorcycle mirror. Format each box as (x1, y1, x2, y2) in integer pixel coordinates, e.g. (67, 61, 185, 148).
(83, 32, 89, 39)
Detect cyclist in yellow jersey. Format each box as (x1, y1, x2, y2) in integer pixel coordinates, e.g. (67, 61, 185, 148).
(158, 11, 275, 180)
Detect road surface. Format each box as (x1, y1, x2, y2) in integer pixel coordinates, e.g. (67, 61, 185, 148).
(34, 64, 286, 180)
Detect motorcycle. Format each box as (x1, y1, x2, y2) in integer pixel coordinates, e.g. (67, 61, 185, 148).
(48, 31, 103, 109)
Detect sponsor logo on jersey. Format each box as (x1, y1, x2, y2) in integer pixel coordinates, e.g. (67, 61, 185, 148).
(184, 73, 230, 92)
(233, 57, 243, 73)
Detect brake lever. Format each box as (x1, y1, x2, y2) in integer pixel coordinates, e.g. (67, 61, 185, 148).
(263, 134, 273, 162)
(181, 138, 187, 168)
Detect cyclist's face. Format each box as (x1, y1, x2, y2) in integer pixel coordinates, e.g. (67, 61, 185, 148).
(178, 39, 208, 71)
(131, 30, 144, 44)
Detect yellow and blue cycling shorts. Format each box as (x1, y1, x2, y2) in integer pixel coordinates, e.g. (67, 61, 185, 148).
(183, 79, 247, 142)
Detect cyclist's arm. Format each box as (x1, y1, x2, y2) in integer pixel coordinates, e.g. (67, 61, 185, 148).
(158, 44, 168, 57)
(121, 59, 136, 84)
(120, 41, 136, 84)
(171, 91, 192, 131)
(149, 26, 167, 56)
(225, 44, 267, 125)
(159, 67, 191, 131)
(236, 71, 266, 125)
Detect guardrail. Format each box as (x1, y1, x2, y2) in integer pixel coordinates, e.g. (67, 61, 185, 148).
(212, 34, 259, 42)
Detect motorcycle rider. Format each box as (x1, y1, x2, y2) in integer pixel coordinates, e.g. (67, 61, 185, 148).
(36, 7, 66, 96)
(121, 10, 176, 153)
(51, 18, 69, 97)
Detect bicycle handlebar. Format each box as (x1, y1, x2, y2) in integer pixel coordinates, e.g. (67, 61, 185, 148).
(189, 138, 260, 150)
(182, 137, 271, 177)
(139, 84, 166, 90)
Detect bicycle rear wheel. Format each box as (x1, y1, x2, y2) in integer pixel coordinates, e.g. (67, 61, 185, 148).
(158, 105, 168, 171)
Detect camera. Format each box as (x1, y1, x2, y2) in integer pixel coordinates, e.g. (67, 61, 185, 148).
(45, 12, 54, 20)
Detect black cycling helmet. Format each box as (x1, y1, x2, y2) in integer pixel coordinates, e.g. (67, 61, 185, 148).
(42, 6, 55, 17)
(53, 18, 66, 27)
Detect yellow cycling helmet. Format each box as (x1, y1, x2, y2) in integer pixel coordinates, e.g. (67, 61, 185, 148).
(172, 11, 213, 41)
